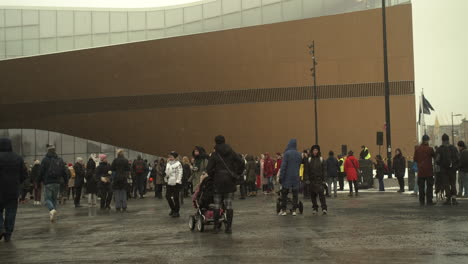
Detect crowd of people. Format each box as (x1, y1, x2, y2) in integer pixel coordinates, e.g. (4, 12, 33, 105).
(1, 133, 467, 242)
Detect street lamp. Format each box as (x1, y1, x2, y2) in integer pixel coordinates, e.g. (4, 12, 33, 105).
(308, 41, 319, 145)
(452, 112, 462, 145)
(381, 0, 392, 177)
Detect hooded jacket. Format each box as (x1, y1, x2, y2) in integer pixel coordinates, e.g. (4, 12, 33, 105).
(392, 151, 406, 178)
(39, 150, 67, 185)
(413, 142, 435, 177)
(279, 139, 302, 189)
(0, 138, 27, 202)
(245, 155, 257, 183)
(344, 155, 360, 181)
(206, 142, 245, 194)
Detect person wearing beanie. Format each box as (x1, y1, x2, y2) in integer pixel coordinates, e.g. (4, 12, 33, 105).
(165, 151, 183, 217)
(111, 150, 131, 212)
(414, 135, 436, 205)
(457, 141, 468, 197)
(344, 150, 359, 196)
(132, 155, 148, 199)
(191, 146, 209, 190)
(392, 149, 407, 193)
(304, 145, 328, 215)
(435, 133, 460, 205)
(325, 151, 339, 198)
(206, 135, 245, 233)
(96, 154, 113, 210)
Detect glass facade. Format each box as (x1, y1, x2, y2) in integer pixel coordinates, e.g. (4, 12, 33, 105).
(0, 0, 410, 60)
(0, 128, 159, 166)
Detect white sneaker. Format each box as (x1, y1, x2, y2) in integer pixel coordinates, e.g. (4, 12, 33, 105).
(312, 209, 318, 215)
(279, 210, 287, 216)
(322, 210, 327, 215)
(49, 209, 57, 222)
(292, 211, 297, 216)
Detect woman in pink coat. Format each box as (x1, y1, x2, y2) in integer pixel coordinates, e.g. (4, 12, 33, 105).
(344, 151, 360, 197)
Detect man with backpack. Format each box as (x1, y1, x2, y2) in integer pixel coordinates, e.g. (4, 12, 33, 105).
(132, 155, 148, 199)
(38, 145, 68, 222)
(436, 134, 460, 205)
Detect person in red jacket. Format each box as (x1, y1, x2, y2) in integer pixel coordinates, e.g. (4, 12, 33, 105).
(414, 135, 436, 206)
(344, 151, 359, 197)
(274, 153, 282, 184)
(263, 153, 275, 194)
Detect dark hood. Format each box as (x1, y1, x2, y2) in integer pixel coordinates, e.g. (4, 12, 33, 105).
(0, 138, 13, 152)
(215, 143, 233, 157)
(46, 150, 58, 158)
(285, 139, 297, 152)
(192, 146, 208, 159)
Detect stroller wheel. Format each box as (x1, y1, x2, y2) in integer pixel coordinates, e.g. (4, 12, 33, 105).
(299, 201, 304, 214)
(188, 215, 196, 231)
(197, 217, 205, 232)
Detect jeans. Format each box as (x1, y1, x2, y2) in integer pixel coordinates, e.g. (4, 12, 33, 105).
(378, 176, 385, 191)
(441, 168, 457, 199)
(44, 184, 60, 211)
(326, 177, 338, 195)
(166, 185, 180, 213)
(114, 189, 127, 209)
(268, 177, 274, 192)
(310, 184, 327, 210)
(281, 188, 298, 210)
(459, 171, 468, 197)
(0, 199, 18, 236)
(418, 176, 434, 204)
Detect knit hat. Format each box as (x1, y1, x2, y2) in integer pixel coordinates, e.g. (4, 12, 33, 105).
(169, 151, 179, 159)
(422, 135, 430, 142)
(442, 133, 449, 142)
(99, 154, 107, 161)
(68, 163, 73, 167)
(215, 135, 226, 145)
(47, 144, 56, 150)
(311, 145, 321, 152)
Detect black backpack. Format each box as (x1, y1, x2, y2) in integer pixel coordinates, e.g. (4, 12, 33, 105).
(437, 145, 458, 169)
(47, 157, 64, 181)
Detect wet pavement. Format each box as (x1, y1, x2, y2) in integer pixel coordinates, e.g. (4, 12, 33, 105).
(1, 188, 468, 264)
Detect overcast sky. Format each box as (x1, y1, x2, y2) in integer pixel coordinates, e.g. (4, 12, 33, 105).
(412, 0, 468, 126)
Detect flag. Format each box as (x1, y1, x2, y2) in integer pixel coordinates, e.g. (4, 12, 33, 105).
(422, 95, 435, 114)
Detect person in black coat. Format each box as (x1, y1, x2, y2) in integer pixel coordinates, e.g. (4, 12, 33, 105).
(111, 150, 130, 212)
(86, 155, 98, 207)
(31, 160, 42, 205)
(392, 149, 406, 193)
(304, 145, 328, 215)
(96, 154, 112, 210)
(73, 158, 86, 208)
(206, 135, 245, 234)
(0, 138, 27, 242)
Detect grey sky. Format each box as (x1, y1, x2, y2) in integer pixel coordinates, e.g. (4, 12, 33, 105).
(412, 0, 468, 125)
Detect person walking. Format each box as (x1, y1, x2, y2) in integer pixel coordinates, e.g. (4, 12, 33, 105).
(457, 141, 468, 197)
(191, 146, 208, 189)
(207, 135, 245, 234)
(67, 163, 76, 201)
(392, 149, 406, 192)
(165, 152, 183, 217)
(73, 158, 86, 208)
(111, 150, 130, 212)
(245, 155, 257, 197)
(436, 134, 459, 205)
(0, 138, 27, 242)
(413, 135, 436, 206)
(153, 158, 166, 199)
(86, 154, 98, 207)
(344, 151, 359, 197)
(38, 144, 68, 222)
(132, 155, 148, 199)
(263, 153, 275, 194)
(326, 151, 339, 198)
(304, 145, 328, 215)
(182, 156, 192, 198)
(337, 155, 345, 191)
(278, 139, 302, 216)
(31, 160, 42, 205)
(96, 154, 112, 210)
(374, 155, 386, 191)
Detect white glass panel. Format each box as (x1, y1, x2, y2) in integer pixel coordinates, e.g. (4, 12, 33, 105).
(0, 29, 4, 41)
(129, 30, 145, 41)
(62, 134, 74, 154)
(303, 0, 323, 18)
(22, 39, 39, 56)
(203, 17, 222, 31)
(39, 10, 57, 38)
(75, 137, 87, 153)
(223, 12, 241, 29)
(283, 0, 302, 21)
(223, 0, 241, 14)
(5, 27, 21, 41)
(262, 0, 281, 5)
(23, 25, 39, 39)
(39, 38, 56, 54)
(184, 5, 202, 23)
(146, 29, 165, 39)
(5, 10, 21, 27)
(57, 11, 73, 37)
(93, 33, 109, 46)
(165, 26, 183, 37)
(74, 35, 91, 49)
(165, 8, 183, 27)
(203, 1, 222, 18)
(74, 11, 92, 35)
(57, 36, 74, 51)
(110, 32, 128, 44)
(92, 11, 110, 34)
(128, 12, 145, 31)
(110, 12, 128, 32)
(242, 7, 261, 27)
(22, 10, 39, 25)
(262, 2, 282, 24)
(243, 0, 261, 9)
(0, 10, 4, 27)
(184, 21, 203, 34)
(6, 40, 22, 56)
(146, 11, 164, 29)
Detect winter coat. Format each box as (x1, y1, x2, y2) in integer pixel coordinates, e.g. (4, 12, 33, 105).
(96, 162, 112, 192)
(263, 155, 274, 178)
(31, 164, 41, 186)
(39, 151, 67, 185)
(206, 143, 245, 194)
(413, 143, 435, 177)
(274, 158, 282, 176)
(279, 139, 302, 189)
(165, 160, 182, 186)
(459, 148, 468, 173)
(67, 167, 76, 188)
(344, 155, 360, 181)
(374, 160, 386, 179)
(86, 158, 98, 194)
(245, 156, 257, 183)
(73, 162, 86, 188)
(435, 142, 459, 170)
(0, 138, 27, 202)
(153, 162, 166, 185)
(111, 156, 130, 190)
(304, 155, 327, 193)
(392, 154, 406, 178)
(182, 163, 191, 185)
(326, 156, 339, 178)
(192, 153, 208, 187)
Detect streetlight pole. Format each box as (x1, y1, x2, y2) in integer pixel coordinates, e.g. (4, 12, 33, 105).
(309, 41, 319, 145)
(452, 112, 462, 145)
(381, 0, 392, 176)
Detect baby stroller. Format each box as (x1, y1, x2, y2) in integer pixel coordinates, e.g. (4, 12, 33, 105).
(188, 177, 227, 232)
(275, 189, 304, 214)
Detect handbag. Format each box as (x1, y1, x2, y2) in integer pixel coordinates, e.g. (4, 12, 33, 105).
(217, 153, 240, 181)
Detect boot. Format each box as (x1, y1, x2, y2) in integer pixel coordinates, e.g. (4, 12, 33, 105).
(225, 209, 233, 234)
(212, 209, 220, 234)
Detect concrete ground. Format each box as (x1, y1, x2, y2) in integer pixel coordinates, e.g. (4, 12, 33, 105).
(1, 185, 468, 264)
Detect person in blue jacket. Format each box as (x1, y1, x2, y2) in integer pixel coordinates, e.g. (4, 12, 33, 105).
(279, 139, 302, 216)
